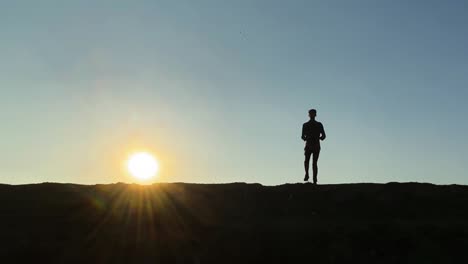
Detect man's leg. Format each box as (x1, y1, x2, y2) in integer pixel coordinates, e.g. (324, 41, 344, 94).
(312, 150, 320, 184)
(304, 151, 311, 181)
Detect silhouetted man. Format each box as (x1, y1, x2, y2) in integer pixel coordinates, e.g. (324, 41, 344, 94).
(302, 109, 326, 184)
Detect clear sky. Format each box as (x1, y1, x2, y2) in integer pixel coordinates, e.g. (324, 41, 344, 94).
(1, 0, 468, 185)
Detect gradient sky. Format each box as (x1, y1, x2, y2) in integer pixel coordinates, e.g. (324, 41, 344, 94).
(1, 0, 468, 185)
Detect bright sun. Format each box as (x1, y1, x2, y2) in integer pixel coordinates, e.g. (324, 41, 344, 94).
(127, 152, 159, 180)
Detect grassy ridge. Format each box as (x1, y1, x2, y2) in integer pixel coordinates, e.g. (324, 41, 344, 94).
(0, 182, 467, 263)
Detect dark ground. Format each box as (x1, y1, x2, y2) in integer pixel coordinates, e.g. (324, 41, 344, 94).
(0, 182, 467, 263)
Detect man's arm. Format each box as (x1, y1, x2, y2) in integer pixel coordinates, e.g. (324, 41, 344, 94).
(301, 124, 307, 141)
(320, 123, 326, 141)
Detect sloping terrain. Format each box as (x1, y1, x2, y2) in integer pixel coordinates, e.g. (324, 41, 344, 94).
(0, 182, 467, 263)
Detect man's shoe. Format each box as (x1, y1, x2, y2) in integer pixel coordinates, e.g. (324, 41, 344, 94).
(304, 174, 309, 182)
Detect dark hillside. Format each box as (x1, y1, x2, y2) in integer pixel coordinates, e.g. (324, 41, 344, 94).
(0, 182, 467, 263)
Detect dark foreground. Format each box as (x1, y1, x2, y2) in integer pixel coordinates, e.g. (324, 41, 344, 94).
(0, 182, 467, 263)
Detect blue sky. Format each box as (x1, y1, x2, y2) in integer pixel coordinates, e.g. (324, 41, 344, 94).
(1, 0, 467, 185)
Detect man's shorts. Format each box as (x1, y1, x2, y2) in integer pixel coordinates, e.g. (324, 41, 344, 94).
(304, 143, 321, 156)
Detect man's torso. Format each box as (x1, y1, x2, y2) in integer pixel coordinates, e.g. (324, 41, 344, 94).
(303, 120, 323, 147)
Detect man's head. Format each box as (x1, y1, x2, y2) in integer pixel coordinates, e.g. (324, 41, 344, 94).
(308, 109, 317, 119)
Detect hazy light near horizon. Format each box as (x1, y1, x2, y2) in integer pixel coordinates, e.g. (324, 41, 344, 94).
(127, 152, 159, 181)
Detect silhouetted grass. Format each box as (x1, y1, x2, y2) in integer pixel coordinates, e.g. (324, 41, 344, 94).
(0, 182, 467, 263)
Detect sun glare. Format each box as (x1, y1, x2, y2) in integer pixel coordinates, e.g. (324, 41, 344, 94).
(127, 152, 159, 180)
